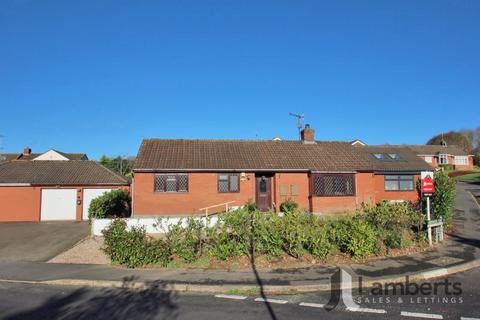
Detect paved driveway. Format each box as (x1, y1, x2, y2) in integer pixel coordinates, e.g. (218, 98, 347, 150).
(0, 222, 89, 262)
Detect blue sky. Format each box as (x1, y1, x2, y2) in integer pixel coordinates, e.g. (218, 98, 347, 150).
(1, 1, 479, 159)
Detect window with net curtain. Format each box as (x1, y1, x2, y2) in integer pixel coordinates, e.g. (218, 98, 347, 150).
(384, 175, 414, 191)
(218, 174, 240, 193)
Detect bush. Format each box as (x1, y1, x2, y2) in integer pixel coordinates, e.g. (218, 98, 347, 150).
(277, 210, 308, 258)
(304, 217, 333, 260)
(102, 202, 425, 267)
(363, 201, 423, 249)
(280, 199, 299, 213)
(432, 171, 456, 225)
(252, 211, 283, 257)
(89, 189, 131, 220)
(207, 208, 252, 260)
(102, 219, 170, 268)
(166, 218, 203, 263)
(343, 216, 379, 259)
(439, 164, 454, 171)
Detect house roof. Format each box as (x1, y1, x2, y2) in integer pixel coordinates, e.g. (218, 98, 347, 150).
(377, 144, 470, 156)
(1, 151, 88, 161)
(0, 154, 21, 163)
(134, 139, 430, 173)
(362, 146, 433, 172)
(0, 161, 129, 185)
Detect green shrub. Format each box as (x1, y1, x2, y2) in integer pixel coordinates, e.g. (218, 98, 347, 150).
(328, 215, 378, 259)
(363, 201, 423, 249)
(88, 189, 131, 220)
(304, 217, 333, 260)
(207, 208, 252, 260)
(439, 164, 454, 171)
(280, 199, 299, 213)
(166, 218, 203, 263)
(364, 201, 424, 233)
(383, 230, 412, 250)
(252, 211, 283, 257)
(244, 200, 257, 212)
(278, 211, 308, 258)
(432, 171, 456, 225)
(102, 219, 170, 268)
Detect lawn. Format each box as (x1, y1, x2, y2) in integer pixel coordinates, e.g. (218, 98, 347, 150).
(456, 172, 480, 183)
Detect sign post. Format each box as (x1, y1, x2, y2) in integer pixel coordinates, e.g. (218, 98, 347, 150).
(421, 171, 436, 245)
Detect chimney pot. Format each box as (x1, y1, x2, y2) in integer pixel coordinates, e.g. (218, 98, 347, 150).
(23, 147, 31, 156)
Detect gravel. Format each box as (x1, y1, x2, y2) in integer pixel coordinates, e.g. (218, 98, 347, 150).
(48, 237, 110, 265)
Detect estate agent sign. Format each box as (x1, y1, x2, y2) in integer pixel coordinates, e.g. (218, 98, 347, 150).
(421, 171, 435, 196)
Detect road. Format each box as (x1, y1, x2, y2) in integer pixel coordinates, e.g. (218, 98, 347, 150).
(1, 268, 480, 320)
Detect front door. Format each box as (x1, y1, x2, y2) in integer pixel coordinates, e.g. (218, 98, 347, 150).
(256, 176, 272, 211)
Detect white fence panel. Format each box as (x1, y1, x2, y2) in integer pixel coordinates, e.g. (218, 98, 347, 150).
(91, 216, 219, 236)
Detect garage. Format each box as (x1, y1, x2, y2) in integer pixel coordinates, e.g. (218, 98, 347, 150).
(41, 189, 77, 221)
(0, 161, 129, 222)
(82, 188, 113, 220)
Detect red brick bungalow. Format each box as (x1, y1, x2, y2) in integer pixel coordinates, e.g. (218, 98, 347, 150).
(132, 126, 432, 216)
(404, 145, 474, 169)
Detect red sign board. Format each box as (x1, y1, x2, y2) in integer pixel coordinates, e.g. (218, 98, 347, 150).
(421, 176, 435, 195)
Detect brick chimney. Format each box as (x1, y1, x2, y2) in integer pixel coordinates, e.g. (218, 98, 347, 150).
(23, 147, 31, 156)
(300, 124, 315, 144)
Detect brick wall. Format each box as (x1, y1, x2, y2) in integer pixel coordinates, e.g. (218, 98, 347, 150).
(133, 172, 256, 215)
(374, 174, 420, 203)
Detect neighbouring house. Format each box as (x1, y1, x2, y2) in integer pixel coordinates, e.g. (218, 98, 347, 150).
(0, 147, 88, 162)
(367, 144, 474, 169)
(0, 161, 129, 222)
(132, 125, 432, 216)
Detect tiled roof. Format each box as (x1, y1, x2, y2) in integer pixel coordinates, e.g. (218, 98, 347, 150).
(134, 139, 430, 173)
(362, 146, 433, 172)
(0, 154, 21, 162)
(0, 161, 129, 185)
(379, 144, 470, 156)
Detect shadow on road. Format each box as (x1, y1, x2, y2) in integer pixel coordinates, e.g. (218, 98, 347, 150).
(250, 214, 278, 320)
(5, 276, 178, 320)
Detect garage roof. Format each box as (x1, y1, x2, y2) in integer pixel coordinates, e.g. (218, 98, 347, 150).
(0, 161, 129, 185)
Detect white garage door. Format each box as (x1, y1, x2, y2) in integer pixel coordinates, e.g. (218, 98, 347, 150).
(82, 189, 113, 220)
(41, 189, 77, 221)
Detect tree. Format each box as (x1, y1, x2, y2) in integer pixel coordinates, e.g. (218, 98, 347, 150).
(426, 131, 472, 153)
(99, 155, 135, 177)
(473, 147, 480, 166)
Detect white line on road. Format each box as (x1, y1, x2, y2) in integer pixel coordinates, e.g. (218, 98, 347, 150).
(254, 297, 289, 304)
(401, 311, 443, 319)
(347, 307, 387, 314)
(299, 302, 326, 308)
(214, 294, 247, 300)
(461, 317, 480, 320)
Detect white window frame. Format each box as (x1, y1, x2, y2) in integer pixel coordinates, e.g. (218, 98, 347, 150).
(454, 156, 468, 166)
(438, 154, 449, 165)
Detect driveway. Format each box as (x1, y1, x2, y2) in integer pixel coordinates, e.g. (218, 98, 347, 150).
(0, 222, 89, 262)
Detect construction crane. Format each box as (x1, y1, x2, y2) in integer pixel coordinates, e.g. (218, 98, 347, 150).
(289, 113, 304, 140)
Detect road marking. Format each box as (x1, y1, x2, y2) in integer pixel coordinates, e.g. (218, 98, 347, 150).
(461, 317, 480, 320)
(299, 302, 325, 308)
(254, 297, 289, 304)
(214, 294, 247, 300)
(347, 307, 387, 314)
(401, 311, 443, 319)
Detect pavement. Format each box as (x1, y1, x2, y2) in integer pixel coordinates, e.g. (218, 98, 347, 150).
(0, 182, 479, 295)
(0, 222, 89, 262)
